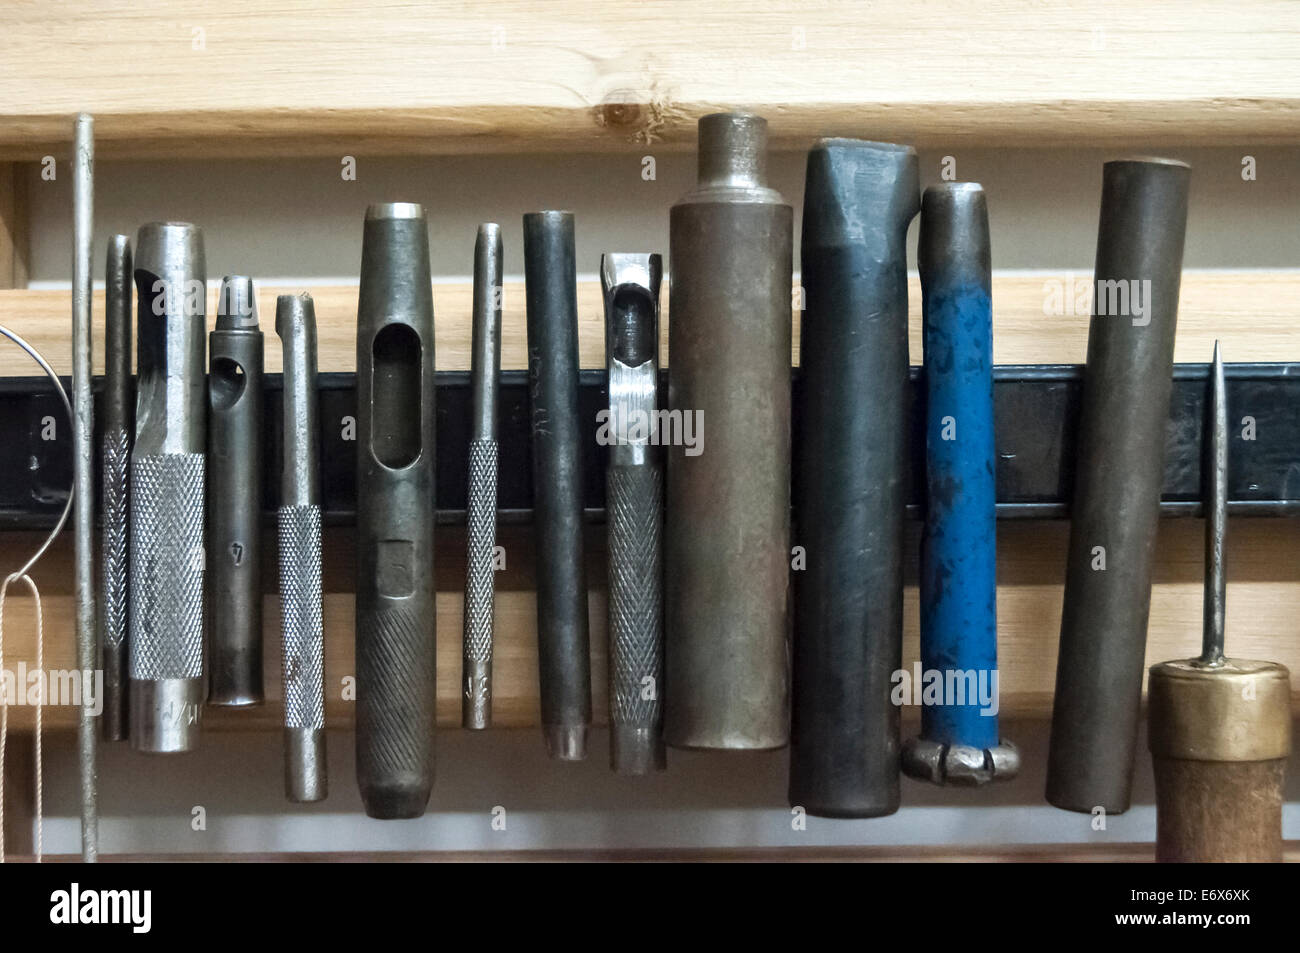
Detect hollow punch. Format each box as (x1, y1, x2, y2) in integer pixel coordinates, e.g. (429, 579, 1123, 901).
(601, 252, 666, 774)
(208, 276, 264, 707)
(355, 202, 437, 818)
(130, 221, 207, 754)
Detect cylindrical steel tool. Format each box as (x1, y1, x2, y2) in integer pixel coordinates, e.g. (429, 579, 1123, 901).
(902, 183, 1019, 787)
(1047, 158, 1190, 814)
(790, 138, 917, 813)
(101, 235, 132, 743)
(130, 222, 207, 754)
(463, 223, 502, 730)
(71, 113, 98, 860)
(208, 275, 264, 707)
(601, 252, 666, 774)
(1148, 344, 1291, 862)
(666, 112, 792, 751)
(523, 210, 592, 761)
(355, 202, 437, 818)
(277, 293, 327, 803)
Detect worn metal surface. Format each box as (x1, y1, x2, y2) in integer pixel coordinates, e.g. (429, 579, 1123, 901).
(666, 113, 793, 751)
(100, 234, 131, 743)
(277, 293, 327, 803)
(463, 223, 502, 730)
(902, 183, 1018, 788)
(523, 210, 592, 761)
(790, 138, 915, 813)
(129, 221, 207, 755)
(71, 112, 98, 861)
(354, 202, 437, 819)
(207, 276, 264, 708)
(1047, 158, 1190, 815)
(601, 252, 666, 774)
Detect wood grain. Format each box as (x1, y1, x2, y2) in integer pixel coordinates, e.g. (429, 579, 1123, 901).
(0, 164, 28, 289)
(2, 270, 1297, 377)
(1, 2, 1299, 158)
(2, 518, 1298, 730)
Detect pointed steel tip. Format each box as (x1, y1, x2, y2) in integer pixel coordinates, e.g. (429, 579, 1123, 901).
(1213, 340, 1223, 364)
(216, 275, 259, 330)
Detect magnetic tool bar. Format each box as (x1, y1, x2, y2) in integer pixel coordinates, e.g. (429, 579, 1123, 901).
(4, 364, 1300, 529)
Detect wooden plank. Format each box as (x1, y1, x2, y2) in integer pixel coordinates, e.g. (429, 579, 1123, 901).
(0, 163, 29, 288)
(1, 2, 1299, 158)
(1, 270, 1297, 377)
(3, 517, 1299, 730)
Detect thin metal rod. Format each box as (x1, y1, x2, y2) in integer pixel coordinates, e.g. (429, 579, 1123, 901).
(1200, 340, 1227, 665)
(72, 112, 98, 862)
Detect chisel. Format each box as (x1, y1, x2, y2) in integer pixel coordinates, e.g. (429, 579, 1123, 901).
(277, 293, 327, 803)
(666, 113, 792, 751)
(208, 276, 264, 708)
(1047, 158, 1189, 814)
(355, 203, 437, 818)
(129, 221, 207, 754)
(100, 234, 132, 742)
(601, 252, 666, 774)
(523, 210, 591, 761)
(902, 183, 1019, 787)
(1147, 344, 1291, 862)
(463, 223, 502, 730)
(790, 138, 917, 813)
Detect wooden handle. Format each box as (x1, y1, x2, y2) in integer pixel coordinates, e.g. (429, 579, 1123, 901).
(1154, 757, 1285, 862)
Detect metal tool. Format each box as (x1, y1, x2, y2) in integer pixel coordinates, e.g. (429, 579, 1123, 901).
(665, 112, 792, 751)
(101, 234, 131, 743)
(71, 112, 98, 860)
(523, 210, 591, 761)
(1047, 158, 1190, 814)
(789, 138, 917, 813)
(129, 221, 207, 754)
(355, 202, 437, 818)
(463, 223, 502, 730)
(277, 293, 327, 802)
(1147, 345, 1291, 862)
(208, 276, 264, 707)
(601, 252, 666, 774)
(902, 183, 1019, 787)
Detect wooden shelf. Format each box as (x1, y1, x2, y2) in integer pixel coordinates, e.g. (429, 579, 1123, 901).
(2, 516, 1299, 731)
(2, 270, 1298, 378)
(1, 2, 1299, 159)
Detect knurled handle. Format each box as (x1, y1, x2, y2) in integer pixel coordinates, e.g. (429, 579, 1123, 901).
(128, 453, 205, 680)
(279, 504, 325, 730)
(606, 463, 664, 729)
(101, 428, 130, 650)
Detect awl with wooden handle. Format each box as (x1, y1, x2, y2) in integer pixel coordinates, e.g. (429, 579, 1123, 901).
(1147, 344, 1291, 862)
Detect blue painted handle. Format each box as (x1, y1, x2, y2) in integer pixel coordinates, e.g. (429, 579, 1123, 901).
(920, 260, 998, 749)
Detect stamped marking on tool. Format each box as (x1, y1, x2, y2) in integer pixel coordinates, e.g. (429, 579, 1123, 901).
(376, 539, 415, 597)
